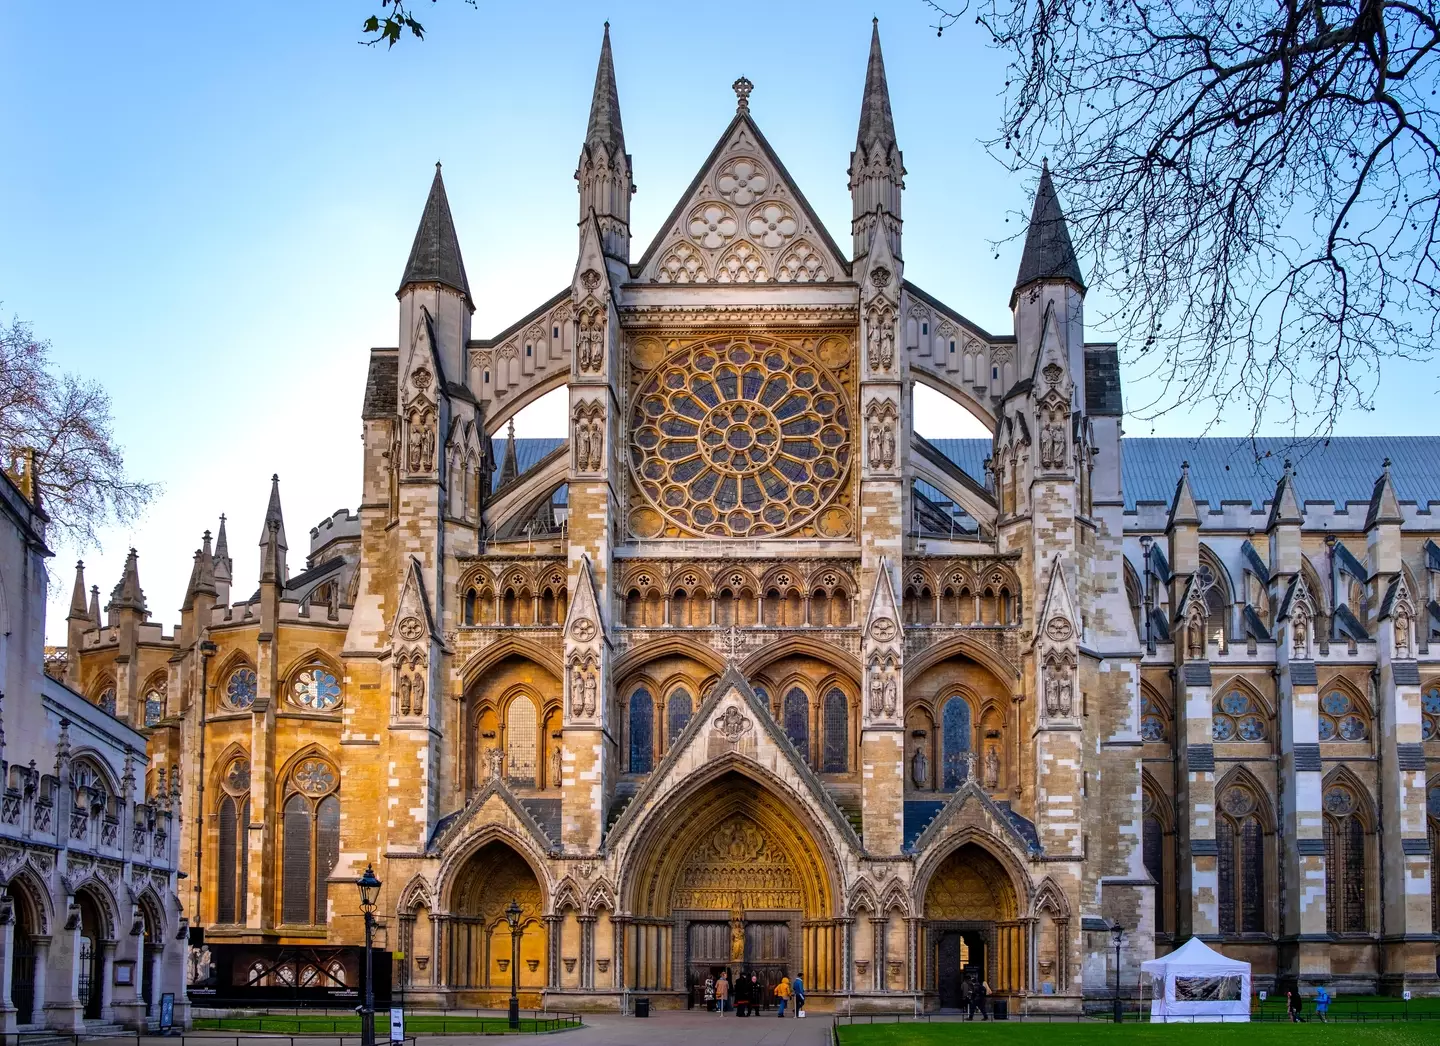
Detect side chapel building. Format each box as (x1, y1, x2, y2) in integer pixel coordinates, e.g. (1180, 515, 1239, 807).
(60, 22, 1440, 1010)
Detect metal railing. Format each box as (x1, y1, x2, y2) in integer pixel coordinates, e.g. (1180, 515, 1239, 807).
(188, 1012, 583, 1036)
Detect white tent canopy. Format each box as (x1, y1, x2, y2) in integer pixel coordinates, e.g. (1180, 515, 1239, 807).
(1140, 937, 1251, 1023)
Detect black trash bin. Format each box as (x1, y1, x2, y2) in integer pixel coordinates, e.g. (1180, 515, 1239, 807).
(635, 997, 651, 1018)
(993, 999, 1008, 1021)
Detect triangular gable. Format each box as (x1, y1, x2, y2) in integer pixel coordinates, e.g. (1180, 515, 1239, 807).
(392, 556, 439, 643)
(427, 775, 557, 856)
(910, 779, 1042, 857)
(1035, 556, 1078, 647)
(634, 114, 851, 285)
(573, 214, 614, 303)
(606, 662, 862, 853)
(563, 554, 608, 642)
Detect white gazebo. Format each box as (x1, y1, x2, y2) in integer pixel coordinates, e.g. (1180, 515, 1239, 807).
(1140, 937, 1251, 1022)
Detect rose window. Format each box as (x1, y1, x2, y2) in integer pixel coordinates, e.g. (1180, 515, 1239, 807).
(747, 204, 797, 248)
(293, 759, 336, 795)
(717, 160, 768, 205)
(1212, 689, 1266, 742)
(630, 338, 851, 537)
(226, 667, 257, 710)
(1319, 689, 1368, 742)
(291, 667, 341, 710)
(1139, 694, 1166, 742)
(688, 204, 738, 249)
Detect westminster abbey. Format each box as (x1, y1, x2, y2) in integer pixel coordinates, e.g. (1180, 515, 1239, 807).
(58, 21, 1440, 1011)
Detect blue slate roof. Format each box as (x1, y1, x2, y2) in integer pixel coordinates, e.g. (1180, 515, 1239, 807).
(904, 800, 946, 849)
(500, 436, 1440, 513)
(490, 438, 564, 493)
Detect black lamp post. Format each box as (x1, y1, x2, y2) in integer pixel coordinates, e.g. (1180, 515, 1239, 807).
(1111, 923, 1124, 1024)
(505, 899, 523, 1029)
(357, 864, 382, 1046)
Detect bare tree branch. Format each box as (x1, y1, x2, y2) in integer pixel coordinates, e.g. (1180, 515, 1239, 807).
(0, 311, 158, 549)
(931, 0, 1440, 435)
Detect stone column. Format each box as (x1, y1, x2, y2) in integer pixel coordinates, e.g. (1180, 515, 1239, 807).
(1175, 663, 1217, 937)
(578, 915, 595, 990)
(30, 936, 50, 1031)
(0, 912, 14, 1034)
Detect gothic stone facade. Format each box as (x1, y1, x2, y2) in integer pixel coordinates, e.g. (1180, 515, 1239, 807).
(63, 23, 1440, 1010)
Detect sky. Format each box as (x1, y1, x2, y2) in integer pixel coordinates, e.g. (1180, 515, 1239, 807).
(2, 1, 1433, 642)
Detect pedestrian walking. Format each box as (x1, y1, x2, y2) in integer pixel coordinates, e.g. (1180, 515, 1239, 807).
(735, 969, 748, 1017)
(960, 976, 973, 1019)
(792, 972, 806, 1017)
(749, 972, 762, 1016)
(775, 975, 792, 1018)
(716, 971, 729, 1014)
(979, 979, 991, 1021)
(1315, 986, 1330, 1023)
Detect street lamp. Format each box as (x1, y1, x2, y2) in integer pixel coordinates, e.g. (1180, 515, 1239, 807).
(505, 899, 523, 1030)
(1111, 923, 1124, 1024)
(357, 864, 382, 1046)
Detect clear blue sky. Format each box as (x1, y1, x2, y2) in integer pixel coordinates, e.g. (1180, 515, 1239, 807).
(2, 2, 1431, 641)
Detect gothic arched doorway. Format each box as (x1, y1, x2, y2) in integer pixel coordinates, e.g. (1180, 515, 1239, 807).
(444, 841, 546, 1006)
(921, 842, 1024, 1009)
(75, 888, 108, 1020)
(622, 769, 840, 1008)
(7, 880, 40, 1025)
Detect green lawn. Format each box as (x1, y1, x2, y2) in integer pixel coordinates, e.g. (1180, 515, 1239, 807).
(192, 1015, 580, 1035)
(838, 1023, 1437, 1046)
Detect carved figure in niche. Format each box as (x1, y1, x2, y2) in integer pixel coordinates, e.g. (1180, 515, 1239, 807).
(867, 307, 895, 371)
(911, 745, 928, 789)
(577, 305, 605, 373)
(550, 745, 563, 786)
(1292, 614, 1308, 655)
(568, 659, 597, 718)
(420, 420, 435, 472)
(1045, 660, 1074, 718)
(1186, 616, 1204, 661)
(583, 668, 597, 718)
(575, 419, 592, 472)
(486, 746, 505, 779)
(573, 409, 604, 472)
(399, 675, 412, 716)
(1394, 608, 1411, 657)
(866, 402, 897, 470)
(407, 420, 423, 471)
(729, 895, 746, 960)
(869, 671, 885, 717)
(984, 746, 1000, 790)
(1040, 422, 1066, 469)
(883, 673, 898, 717)
(411, 669, 425, 715)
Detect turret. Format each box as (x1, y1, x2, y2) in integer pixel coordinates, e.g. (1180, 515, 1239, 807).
(1011, 163, 1085, 406)
(64, 561, 89, 686)
(576, 23, 633, 266)
(398, 163, 472, 386)
(107, 548, 146, 624)
(258, 474, 288, 586)
(213, 514, 233, 604)
(849, 19, 903, 261)
(1266, 459, 1305, 579)
(180, 530, 219, 645)
(499, 418, 519, 487)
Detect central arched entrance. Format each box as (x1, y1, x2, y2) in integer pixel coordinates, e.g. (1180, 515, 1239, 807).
(623, 769, 839, 1009)
(922, 842, 1024, 1009)
(444, 841, 547, 1006)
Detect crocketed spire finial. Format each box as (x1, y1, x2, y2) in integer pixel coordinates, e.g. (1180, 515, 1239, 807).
(733, 76, 753, 115)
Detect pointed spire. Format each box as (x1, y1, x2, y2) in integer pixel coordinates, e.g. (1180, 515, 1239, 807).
(585, 23, 625, 155)
(1267, 458, 1305, 529)
(398, 163, 471, 301)
(1014, 161, 1085, 299)
(68, 561, 89, 620)
(109, 548, 146, 613)
(1365, 457, 1404, 529)
(856, 19, 896, 156)
(214, 513, 231, 573)
(499, 419, 519, 487)
(88, 585, 101, 628)
(259, 474, 289, 585)
(182, 531, 218, 611)
(1167, 461, 1202, 529)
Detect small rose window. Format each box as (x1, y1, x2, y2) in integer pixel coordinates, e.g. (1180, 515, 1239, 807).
(688, 204, 738, 249)
(292, 667, 341, 711)
(747, 204, 797, 248)
(1319, 689, 1368, 742)
(1423, 686, 1440, 740)
(717, 160, 768, 205)
(226, 667, 258, 710)
(1213, 689, 1266, 742)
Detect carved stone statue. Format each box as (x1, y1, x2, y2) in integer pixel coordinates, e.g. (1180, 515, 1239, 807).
(882, 674, 898, 717)
(984, 746, 1000, 790)
(407, 422, 423, 471)
(420, 422, 435, 472)
(1394, 609, 1411, 657)
(411, 671, 425, 715)
(582, 668, 598, 718)
(398, 675, 411, 716)
(1040, 422, 1066, 469)
(486, 746, 505, 779)
(911, 745, 928, 789)
(550, 745, 563, 787)
(869, 673, 885, 716)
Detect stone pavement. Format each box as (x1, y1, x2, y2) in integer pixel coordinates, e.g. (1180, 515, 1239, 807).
(537, 1010, 834, 1044)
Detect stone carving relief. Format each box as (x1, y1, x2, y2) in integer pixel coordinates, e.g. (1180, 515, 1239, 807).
(550, 745, 563, 786)
(572, 402, 605, 473)
(866, 303, 896, 372)
(984, 746, 1000, 790)
(576, 298, 606, 374)
(1039, 422, 1067, 470)
(670, 814, 802, 911)
(407, 406, 436, 473)
(716, 158, 768, 204)
(485, 746, 505, 779)
(395, 651, 426, 717)
(911, 745, 928, 788)
(747, 203, 797, 249)
(398, 616, 424, 642)
(777, 241, 828, 283)
(1043, 652, 1076, 718)
(688, 203, 739, 250)
(714, 706, 752, 744)
(867, 655, 900, 718)
(866, 399, 898, 470)
(568, 656, 599, 719)
(715, 241, 768, 283)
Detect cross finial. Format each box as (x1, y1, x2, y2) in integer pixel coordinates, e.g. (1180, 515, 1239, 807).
(732, 76, 754, 115)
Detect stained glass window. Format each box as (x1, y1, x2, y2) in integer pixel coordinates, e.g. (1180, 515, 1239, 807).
(97, 687, 116, 715)
(1324, 786, 1368, 933)
(1319, 690, 1368, 742)
(666, 689, 692, 748)
(1421, 687, 1440, 740)
(942, 696, 972, 789)
(281, 794, 313, 924)
(1217, 817, 1236, 933)
(1143, 814, 1165, 934)
(822, 688, 848, 773)
(628, 688, 654, 773)
(144, 689, 163, 726)
(1140, 694, 1166, 742)
(1217, 786, 1266, 934)
(226, 667, 257, 710)
(507, 695, 539, 783)
(784, 688, 810, 764)
(628, 337, 851, 537)
(1213, 690, 1266, 742)
(292, 667, 341, 711)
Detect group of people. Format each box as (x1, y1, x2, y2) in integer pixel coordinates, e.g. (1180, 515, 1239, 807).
(708, 971, 806, 1018)
(959, 974, 992, 1020)
(1287, 986, 1331, 1022)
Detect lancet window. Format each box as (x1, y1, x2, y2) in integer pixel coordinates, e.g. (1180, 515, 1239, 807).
(506, 695, 539, 784)
(783, 687, 809, 765)
(1323, 783, 1369, 934)
(1216, 783, 1266, 934)
(628, 687, 654, 773)
(216, 756, 251, 924)
(941, 695, 972, 789)
(821, 687, 848, 773)
(666, 688, 692, 748)
(1140, 692, 1168, 743)
(280, 756, 340, 925)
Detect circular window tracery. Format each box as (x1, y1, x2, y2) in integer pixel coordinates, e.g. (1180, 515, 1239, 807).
(1319, 689, 1368, 742)
(1423, 686, 1440, 741)
(226, 667, 257, 710)
(291, 667, 341, 711)
(630, 338, 851, 537)
(1213, 689, 1267, 742)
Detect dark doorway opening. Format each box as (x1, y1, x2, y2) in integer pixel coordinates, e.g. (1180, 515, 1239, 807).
(936, 929, 987, 1009)
(11, 903, 36, 1025)
(77, 891, 106, 1020)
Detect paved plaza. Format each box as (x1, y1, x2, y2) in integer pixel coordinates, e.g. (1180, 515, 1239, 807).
(551, 1011, 834, 1044)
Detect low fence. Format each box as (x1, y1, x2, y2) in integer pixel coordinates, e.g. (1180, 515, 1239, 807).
(189, 1012, 584, 1036)
(831, 1004, 1440, 1031)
